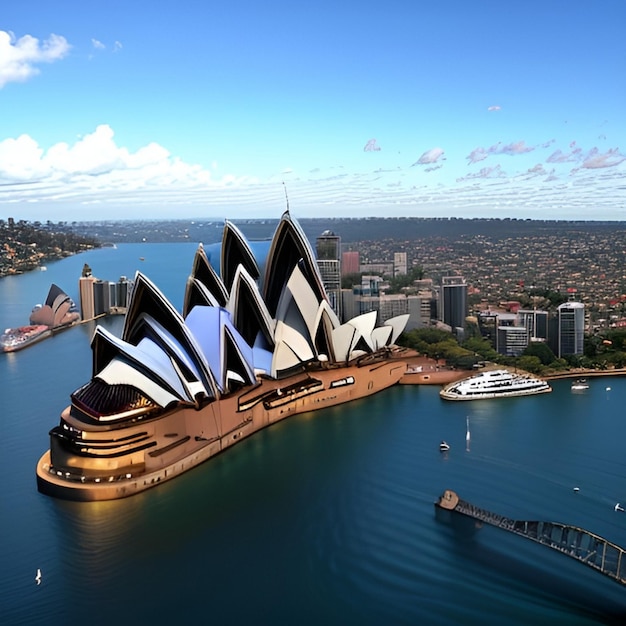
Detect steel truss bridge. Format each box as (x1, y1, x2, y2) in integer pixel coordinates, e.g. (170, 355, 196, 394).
(436, 489, 626, 586)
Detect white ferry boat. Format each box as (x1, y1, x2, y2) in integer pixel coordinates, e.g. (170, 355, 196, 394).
(440, 369, 551, 401)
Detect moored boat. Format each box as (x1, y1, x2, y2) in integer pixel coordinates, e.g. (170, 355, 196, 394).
(440, 369, 551, 401)
(1, 325, 51, 352)
(571, 378, 589, 391)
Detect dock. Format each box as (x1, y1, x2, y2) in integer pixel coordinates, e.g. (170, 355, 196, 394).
(436, 489, 626, 586)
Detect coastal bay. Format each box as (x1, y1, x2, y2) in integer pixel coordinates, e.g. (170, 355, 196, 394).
(1, 244, 625, 625)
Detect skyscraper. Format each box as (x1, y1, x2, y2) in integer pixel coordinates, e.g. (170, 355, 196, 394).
(517, 309, 549, 341)
(441, 276, 467, 332)
(557, 302, 585, 357)
(316, 230, 342, 320)
(341, 250, 360, 275)
(394, 252, 407, 276)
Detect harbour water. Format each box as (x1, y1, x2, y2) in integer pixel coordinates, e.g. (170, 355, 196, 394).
(1, 243, 626, 625)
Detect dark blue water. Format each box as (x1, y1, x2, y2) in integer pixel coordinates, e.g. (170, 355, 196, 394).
(2, 244, 626, 625)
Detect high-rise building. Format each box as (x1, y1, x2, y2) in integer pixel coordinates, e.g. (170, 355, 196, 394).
(393, 252, 407, 276)
(78, 275, 97, 321)
(497, 326, 529, 356)
(341, 250, 360, 275)
(316, 230, 342, 320)
(517, 309, 549, 341)
(557, 302, 585, 357)
(441, 276, 467, 332)
(79, 274, 134, 320)
(378, 294, 408, 324)
(406, 290, 438, 330)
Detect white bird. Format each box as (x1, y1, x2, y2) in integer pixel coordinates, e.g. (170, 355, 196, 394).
(35, 568, 42, 585)
(573, 487, 580, 492)
(615, 503, 624, 512)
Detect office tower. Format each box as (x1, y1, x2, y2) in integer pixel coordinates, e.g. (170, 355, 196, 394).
(78, 275, 97, 321)
(316, 229, 342, 320)
(517, 309, 549, 341)
(497, 326, 529, 356)
(441, 276, 467, 332)
(114, 276, 133, 312)
(378, 294, 408, 324)
(92, 280, 107, 316)
(407, 290, 438, 330)
(394, 252, 407, 276)
(557, 302, 585, 357)
(342, 250, 360, 275)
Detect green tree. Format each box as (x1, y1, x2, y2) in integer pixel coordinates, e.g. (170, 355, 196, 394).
(386, 265, 425, 293)
(516, 355, 543, 374)
(522, 342, 556, 366)
(461, 336, 499, 362)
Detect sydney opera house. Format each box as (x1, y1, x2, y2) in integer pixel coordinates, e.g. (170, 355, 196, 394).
(37, 212, 409, 501)
(1, 284, 80, 352)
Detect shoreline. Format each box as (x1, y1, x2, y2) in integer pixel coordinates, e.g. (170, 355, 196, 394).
(396, 350, 626, 385)
(542, 368, 626, 381)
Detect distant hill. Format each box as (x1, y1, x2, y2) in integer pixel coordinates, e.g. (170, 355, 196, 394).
(0, 219, 100, 277)
(61, 216, 626, 245)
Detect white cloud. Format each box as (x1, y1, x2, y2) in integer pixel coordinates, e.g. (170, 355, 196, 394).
(0, 125, 247, 205)
(0, 125, 624, 221)
(0, 134, 46, 179)
(467, 147, 488, 164)
(91, 38, 105, 50)
(0, 30, 70, 88)
(582, 148, 625, 169)
(413, 147, 445, 165)
(500, 140, 533, 156)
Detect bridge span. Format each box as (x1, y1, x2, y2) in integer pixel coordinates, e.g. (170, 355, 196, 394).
(436, 489, 626, 587)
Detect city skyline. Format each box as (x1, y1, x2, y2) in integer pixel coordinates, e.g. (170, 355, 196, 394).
(1, 1, 625, 222)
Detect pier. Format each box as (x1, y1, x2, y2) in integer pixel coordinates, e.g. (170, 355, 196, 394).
(436, 489, 626, 586)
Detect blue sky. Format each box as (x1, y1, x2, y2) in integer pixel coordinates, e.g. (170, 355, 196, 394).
(1, 1, 625, 221)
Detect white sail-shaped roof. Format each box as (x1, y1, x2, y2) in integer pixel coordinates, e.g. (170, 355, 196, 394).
(96, 358, 181, 412)
(346, 311, 378, 353)
(221, 221, 260, 292)
(123, 272, 219, 398)
(263, 212, 327, 317)
(226, 265, 275, 350)
(30, 283, 78, 328)
(125, 313, 210, 404)
(331, 324, 359, 363)
(185, 306, 256, 393)
(271, 319, 315, 378)
(91, 326, 192, 404)
(183, 277, 221, 314)
(183, 244, 228, 315)
(312, 301, 339, 362)
(124, 273, 184, 342)
(276, 264, 322, 345)
(384, 314, 410, 345)
(371, 326, 393, 351)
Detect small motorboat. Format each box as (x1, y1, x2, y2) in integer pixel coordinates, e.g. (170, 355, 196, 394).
(439, 441, 450, 452)
(571, 379, 589, 391)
